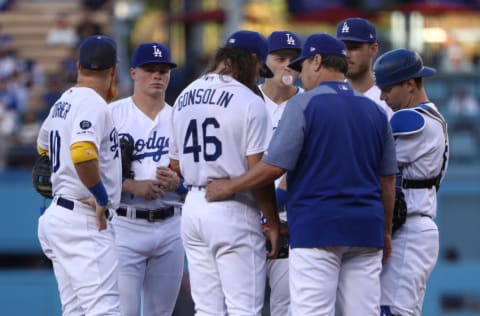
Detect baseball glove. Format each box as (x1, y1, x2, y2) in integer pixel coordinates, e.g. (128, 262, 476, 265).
(392, 191, 407, 234)
(32, 154, 53, 199)
(120, 137, 134, 179)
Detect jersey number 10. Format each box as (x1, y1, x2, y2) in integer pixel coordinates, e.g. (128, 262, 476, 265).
(183, 118, 222, 162)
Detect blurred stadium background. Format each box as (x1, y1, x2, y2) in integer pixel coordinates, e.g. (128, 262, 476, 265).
(1, 0, 480, 315)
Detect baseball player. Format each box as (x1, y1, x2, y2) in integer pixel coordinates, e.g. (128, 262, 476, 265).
(336, 17, 393, 119)
(205, 33, 397, 316)
(169, 30, 281, 316)
(36, 35, 122, 315)
(373, 48, 449, 316)
(109, 42, 185, 316)
(258, 30, 302, 316)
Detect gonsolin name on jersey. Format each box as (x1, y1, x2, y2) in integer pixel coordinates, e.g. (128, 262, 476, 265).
(119, 132, 168, 162)
(176, 88, 233, 111)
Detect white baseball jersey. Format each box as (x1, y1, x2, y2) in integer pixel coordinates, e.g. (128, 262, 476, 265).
(170, 74, 272, 203)
(37, 86, 122, 315)
(364, 85, 394, 120)
(395, 102, 448, 218)
(380, 102, 448, 316)
(109, 97, 182, 209)
(172, 73, 271, 315)
(259, 85, 304, 133)
(37, 86, 122, 208)
(109, 96, 184, 316)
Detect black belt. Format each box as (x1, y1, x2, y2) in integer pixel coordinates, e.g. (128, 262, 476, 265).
(116, 206, 175, 222)
(408, 213, 432, 219)
(402, 177, 440, 191)
(56, 197, 111, 218)
(57, 197, 74, 210)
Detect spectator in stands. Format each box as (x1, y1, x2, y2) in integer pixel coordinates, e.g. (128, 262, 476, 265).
(75, 10, 103, 42)
(60, 47, 77, 84)
(439, 35, 473, 73)
(46, 12, 79, 48)
(0, 24, 17, 78)
(0, 23, 14, 54)
(18, 58, 45, 88)
(0, 73, 19, 168)
(16, 108, 40, 145)
(447, 87, 479, 116)
(446, 87, 479, 135)
(42, 74, 64, 109)
(0, 23, 16, 79)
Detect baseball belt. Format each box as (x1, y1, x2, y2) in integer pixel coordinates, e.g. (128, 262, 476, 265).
(55, 196, 111, 219)
(116, 206, 175, 222)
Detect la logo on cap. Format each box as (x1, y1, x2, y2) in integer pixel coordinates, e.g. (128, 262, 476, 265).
(286, 33, 296, 45)
(341, 22, 350, 33)
(153, 45, 163, 57)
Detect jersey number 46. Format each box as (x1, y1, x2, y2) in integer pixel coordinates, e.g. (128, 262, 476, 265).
(183, 118, 222, 162)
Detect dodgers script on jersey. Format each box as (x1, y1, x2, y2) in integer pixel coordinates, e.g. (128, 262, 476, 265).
(37, 87, 122, 208)
(170, 74, 271, 201)
(109, 97, 182, 209)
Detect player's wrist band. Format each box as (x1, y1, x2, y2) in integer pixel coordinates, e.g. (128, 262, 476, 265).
(88, 181, 109, 206)
(276, 188, 287, 210)
(175, 178, 188, 195)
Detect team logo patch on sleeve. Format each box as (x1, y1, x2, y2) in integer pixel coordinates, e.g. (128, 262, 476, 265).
(80, 120, 92, 129)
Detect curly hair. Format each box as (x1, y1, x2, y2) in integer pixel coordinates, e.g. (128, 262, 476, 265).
(205, 46, 260, 95)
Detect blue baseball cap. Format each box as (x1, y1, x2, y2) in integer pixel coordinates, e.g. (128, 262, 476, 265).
(131, 42, 177, 68)
(79, 35, 117, 70)
(267, 31, 302, 54)
(336, 17, 376, 43)
(225, 30, 273, 78)
(288, 33, 347, 72)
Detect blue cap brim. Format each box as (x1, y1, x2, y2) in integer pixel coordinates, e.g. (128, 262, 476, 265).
(133, 59, 177, 69)
(288, 56, 306, 72)
(338, 36, 374, 43)
(418, 66, 436, 78)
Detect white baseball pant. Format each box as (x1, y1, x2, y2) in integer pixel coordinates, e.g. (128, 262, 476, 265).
(112, 213, 184, 316)
(267, 257, 290, 316)
(290, 246, 382, 316)
(38, 198, 120, 315)
(181, 189, 266, 316)
(380, 216, 439, 316)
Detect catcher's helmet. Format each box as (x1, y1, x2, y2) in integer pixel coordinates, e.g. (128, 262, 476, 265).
(373, 48, 436, 87)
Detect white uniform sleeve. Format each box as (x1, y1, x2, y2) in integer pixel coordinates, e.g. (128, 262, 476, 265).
(70, 99, 107, 149)
(169, 104, 179, 160)
(245, 98, 271, 156)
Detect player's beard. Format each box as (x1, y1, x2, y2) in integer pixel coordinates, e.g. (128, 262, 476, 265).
(347, 61, 369, 81)
(106, 78, 118, 103)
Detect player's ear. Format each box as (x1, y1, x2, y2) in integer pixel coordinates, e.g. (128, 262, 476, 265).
(314, 54, 322, 71)
(369, 42, 379, 57)
(130, 67, 136, 80)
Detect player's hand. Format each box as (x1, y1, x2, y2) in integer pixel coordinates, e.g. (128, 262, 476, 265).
(382, 233, 392, 265)
(124, 179, 165, 200)
(264, 222, 280, 259)
(95, 204, 108, 231)
(80, 198, 108, 231)
(156, 166, 180, 192)
(205, 179, 234, 201)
